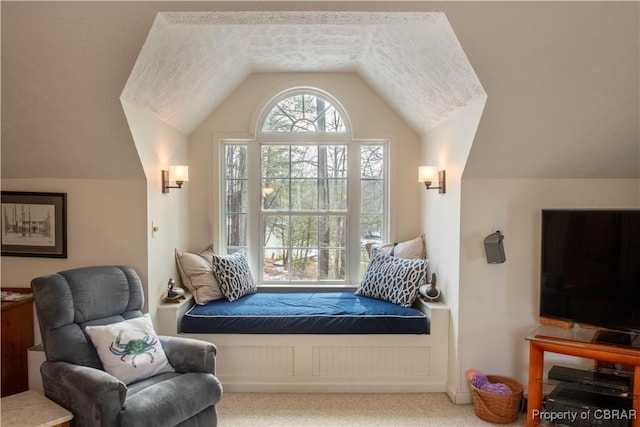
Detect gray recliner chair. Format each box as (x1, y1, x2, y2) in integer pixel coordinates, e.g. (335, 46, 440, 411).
(31, 265, 223, 427)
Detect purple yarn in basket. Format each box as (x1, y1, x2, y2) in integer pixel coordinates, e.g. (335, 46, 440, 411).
(470, 372, 512, 395)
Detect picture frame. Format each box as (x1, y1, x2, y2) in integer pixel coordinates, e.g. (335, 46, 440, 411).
(1, 191, 67, 258)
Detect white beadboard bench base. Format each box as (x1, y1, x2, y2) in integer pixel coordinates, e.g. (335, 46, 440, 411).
(157, 295, 449, 393)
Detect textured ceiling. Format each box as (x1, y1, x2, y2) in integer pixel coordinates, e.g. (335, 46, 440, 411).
(121, 11, 486, 135)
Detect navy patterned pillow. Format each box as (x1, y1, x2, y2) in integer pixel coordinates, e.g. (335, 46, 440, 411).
(211, 251, 257, 302)
(355, 249, 428, 307)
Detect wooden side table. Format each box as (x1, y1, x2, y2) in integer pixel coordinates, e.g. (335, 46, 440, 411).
(526, 325, 640, 427)
(1, 390, 73, 427)
(1, 288, 34, 397)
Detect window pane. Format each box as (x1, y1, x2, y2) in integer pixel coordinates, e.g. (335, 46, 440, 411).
(287, 215, 319, 281)
(290, 216, 318, 247)
(360, 215, 381, 278)
(361, 146, 384, 179)
(290, 249, 318, 280)
(226, 180, 247, 213)
(360, 214, 383, 245)
(361, 180, 383, 213)
(225, 145, 247, 179)
(262, 93, 346, 133)
(323, 107, 346, 133)
(319, 216, 346, 248)
(291, 179, 317, 210)
(291, 146, 318, 178)
(361, 144, 385, 269)
(263, 213, 290, 281)
(324, 178, 347, 210)
(262, 146, 290, 178)
(226, 214, 247, 247)
(263, 215, 289, 248)
(262, 179, 289, 210)
(319, 215, 347, 248)
(359, 246, 370, 280)
(319, 216, 346, 280)
(326, 146, 348, 177)
(264, 249, 289, 281)
(319, 146, 347, 211)
(224, 144, 249, 257)
(318, 249, 346, 280)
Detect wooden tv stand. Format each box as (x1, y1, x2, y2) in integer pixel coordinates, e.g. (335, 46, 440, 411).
(527, 325, 640, 427)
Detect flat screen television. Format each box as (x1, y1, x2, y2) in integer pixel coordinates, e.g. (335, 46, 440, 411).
(540, 209, 640, 341)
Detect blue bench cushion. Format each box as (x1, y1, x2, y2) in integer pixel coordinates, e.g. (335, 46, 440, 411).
(181, 292, 428, 334)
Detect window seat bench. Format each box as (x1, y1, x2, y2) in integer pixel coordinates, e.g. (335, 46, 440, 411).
(181, 292, 429, 334)
(157, 292, 449, 393)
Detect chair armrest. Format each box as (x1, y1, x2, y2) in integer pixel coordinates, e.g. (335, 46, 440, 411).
(160, 335, 217, 374)
(40, 361, 126, 427)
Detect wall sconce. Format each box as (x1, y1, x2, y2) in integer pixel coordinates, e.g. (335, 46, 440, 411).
(162, 165, 189, 193)
(418, 166, 446, 194)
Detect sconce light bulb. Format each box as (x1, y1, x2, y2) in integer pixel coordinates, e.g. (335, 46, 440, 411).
(418, 166, 437, 184)
(169, 165, 189, 182)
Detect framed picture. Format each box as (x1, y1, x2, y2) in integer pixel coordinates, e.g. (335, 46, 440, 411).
(1, 191, 67, 258)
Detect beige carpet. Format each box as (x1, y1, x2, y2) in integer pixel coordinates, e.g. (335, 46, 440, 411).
(216, 393, 527, 426)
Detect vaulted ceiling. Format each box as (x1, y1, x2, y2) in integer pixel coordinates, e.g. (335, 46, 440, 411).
(2, 3, 637, 180)
(121, 11, 485, 136)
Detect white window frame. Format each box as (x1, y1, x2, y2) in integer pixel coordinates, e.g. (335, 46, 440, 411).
(219, 88, 389, 288)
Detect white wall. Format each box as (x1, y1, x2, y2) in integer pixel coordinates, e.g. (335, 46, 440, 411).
(188, 72, 423, 257)
(1, 179, 148, 286)
(1, 101, 192, 326)
(121, 100, 190, 319)
(451, 1, 639, 180)
(419, 95, 487, 403)
(455, 178, 640, 403)
(0, 178, 148, 343)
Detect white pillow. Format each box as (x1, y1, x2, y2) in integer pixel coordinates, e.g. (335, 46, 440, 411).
(365, 234, 426, 259)
(355, 249, 428, 307)
(85, 314, 174, 384)
(175, 246, 224, 304)
(211, 250, 257, 302)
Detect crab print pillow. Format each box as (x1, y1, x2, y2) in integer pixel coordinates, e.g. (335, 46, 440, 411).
(85, 314, 174, 384)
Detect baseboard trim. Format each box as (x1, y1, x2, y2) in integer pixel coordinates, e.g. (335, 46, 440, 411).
(222, 381, 448, 393)
(446, 383, 472, 404)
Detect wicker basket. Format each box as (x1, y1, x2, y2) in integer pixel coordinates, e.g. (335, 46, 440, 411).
(469, 375, 523, 424)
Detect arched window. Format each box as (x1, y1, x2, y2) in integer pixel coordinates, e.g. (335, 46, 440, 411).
(261, 91, 347, 133)
(221, 88, 386, 286)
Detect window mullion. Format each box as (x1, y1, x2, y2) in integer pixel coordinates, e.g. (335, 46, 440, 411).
(348, 142, 361, 285)
(247, 141, 262, 281)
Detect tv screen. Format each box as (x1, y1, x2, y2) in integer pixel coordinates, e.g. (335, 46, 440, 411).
(540, 209, 640, 334)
